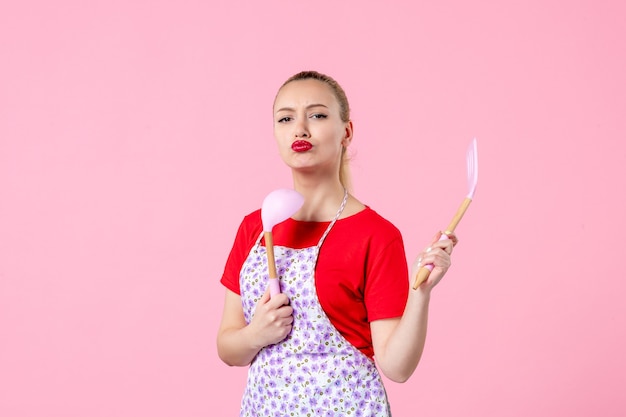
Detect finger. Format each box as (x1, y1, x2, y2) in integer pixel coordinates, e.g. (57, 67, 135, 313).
(421, 248, 451, 267)
(443, 231, 459, 247)
(424, 231, 450, 254)
(430, 231, 443, 245)
(433, 254, 451, 269)
(278, 307, 293, 324)
(433, 238, 455, 255)
(276, 305, 294, 318)
(258, 287, 271, 305)
(435, 251, 452, 268)
(269, 292, 290, 307)
(417, 246, 437, 265)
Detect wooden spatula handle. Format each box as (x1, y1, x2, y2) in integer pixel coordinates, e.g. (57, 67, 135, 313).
(445, 197, 472, 234)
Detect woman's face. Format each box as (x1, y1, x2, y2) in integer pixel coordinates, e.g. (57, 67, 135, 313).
(273, 79, 352, 177)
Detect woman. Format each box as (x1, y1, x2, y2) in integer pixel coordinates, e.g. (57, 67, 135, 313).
(217, 71, 456, 416)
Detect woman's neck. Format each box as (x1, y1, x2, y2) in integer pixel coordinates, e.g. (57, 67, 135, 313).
(291, 177, 347, 222)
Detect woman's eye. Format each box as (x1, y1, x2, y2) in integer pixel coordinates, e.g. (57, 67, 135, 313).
(311, 113, 327, 119)
(277, 116, 292, 123)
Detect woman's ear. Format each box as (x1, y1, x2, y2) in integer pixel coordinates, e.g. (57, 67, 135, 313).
(342, 120, 354, 147)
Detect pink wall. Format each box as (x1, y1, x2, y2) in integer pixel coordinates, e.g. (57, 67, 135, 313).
(1, 1, 625, 415)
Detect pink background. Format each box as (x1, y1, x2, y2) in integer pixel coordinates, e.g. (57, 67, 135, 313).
(1, 1, 625, 416)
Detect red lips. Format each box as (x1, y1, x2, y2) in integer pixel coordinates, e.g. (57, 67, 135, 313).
(291, 140, 313, 152)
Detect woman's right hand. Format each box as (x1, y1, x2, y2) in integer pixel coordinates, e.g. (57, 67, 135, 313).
(248, 288, 293, 348)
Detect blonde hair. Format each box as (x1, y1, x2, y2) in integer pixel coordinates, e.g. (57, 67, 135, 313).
(277, 71, 352, 190)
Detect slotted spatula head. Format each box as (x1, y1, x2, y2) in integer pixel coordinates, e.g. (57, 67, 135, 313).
(467, 138, 478, 199)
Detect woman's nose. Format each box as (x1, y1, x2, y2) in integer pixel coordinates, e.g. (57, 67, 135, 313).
(294, 118, 309, 138)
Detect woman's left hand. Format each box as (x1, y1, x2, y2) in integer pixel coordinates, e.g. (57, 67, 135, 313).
(410, 231, 457, 291)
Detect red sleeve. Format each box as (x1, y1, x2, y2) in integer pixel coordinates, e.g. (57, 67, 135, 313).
(220, 211, 262, 295)
(363, 230, 409, 322)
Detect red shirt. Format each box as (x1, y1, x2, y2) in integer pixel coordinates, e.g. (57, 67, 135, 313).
(220, 206, 409, 359)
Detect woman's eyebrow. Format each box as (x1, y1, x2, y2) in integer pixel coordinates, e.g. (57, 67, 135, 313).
(275, 104, 329, 113)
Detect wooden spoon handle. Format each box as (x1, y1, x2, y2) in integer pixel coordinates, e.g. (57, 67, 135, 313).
(264, 231, 281, 296)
